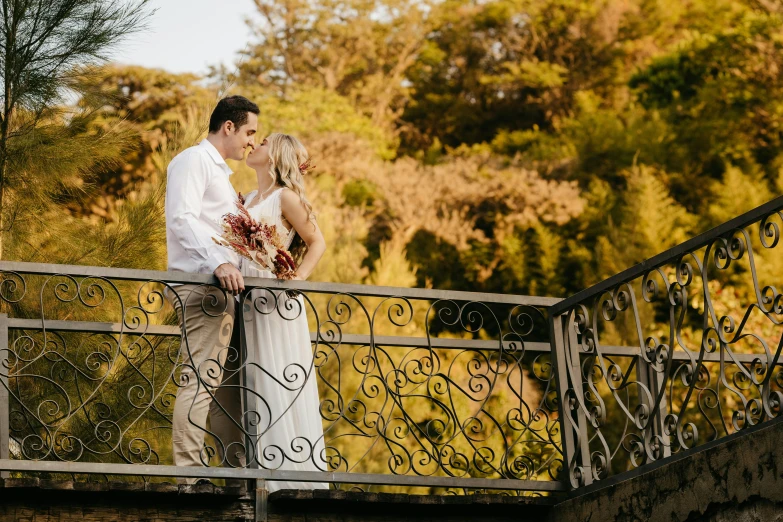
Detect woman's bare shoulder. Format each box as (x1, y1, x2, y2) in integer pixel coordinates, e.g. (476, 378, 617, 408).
(279, 187, 304, 208)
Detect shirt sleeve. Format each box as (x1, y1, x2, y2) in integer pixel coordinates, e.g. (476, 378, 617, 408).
(166, 152, 232, 273)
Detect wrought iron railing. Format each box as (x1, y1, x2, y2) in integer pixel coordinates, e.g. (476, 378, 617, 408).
(3, 197, 782, 496)
(549, 196, 783, 488)
(0, 262, 564, 494)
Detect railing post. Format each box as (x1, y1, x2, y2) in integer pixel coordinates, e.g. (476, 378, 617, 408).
(566, 313, 595, 487)
(239, 291, 272, 521)
(237, 293, 258, 477)
(255, 478, 269, 522)
(237, 291, 270, 519)
(550, 311, 594, 488)
(637, 355, 671, 460)
(0, 314, 8, 479)
(549, 311, 593, 488)
(549, 313, 574, 487)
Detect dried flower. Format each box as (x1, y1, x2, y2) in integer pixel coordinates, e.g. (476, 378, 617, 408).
(298, 159, 315, 175)
(213, 200, 298, 280)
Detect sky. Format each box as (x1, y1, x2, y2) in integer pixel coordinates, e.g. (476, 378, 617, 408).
(113, 0, 258, 75)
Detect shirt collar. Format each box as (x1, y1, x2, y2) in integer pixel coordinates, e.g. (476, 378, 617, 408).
(199, 139, 234, 176)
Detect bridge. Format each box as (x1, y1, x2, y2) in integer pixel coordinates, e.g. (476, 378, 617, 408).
(1, 197, 782, 521)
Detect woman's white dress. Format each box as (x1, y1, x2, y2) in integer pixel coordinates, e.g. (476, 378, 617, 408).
(240, 188, 328, 492)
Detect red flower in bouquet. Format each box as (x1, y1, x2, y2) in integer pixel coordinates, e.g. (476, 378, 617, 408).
(213, 198, 297, 280)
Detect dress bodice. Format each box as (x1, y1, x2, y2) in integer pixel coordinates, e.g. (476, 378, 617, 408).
(241, 188, 296, 279)
(244, 188, 296, 249)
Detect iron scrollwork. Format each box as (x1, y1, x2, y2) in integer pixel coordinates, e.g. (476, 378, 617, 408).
(555, 209, 783, 488)
(0, 266, 561, 492)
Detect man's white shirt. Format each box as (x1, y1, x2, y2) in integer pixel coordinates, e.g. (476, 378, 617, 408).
(165, 139, 240, 275)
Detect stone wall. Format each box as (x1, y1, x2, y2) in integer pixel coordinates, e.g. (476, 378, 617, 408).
(549, 417, 783, 522)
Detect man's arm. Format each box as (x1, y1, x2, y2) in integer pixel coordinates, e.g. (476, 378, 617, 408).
(166, 153, 244, 293)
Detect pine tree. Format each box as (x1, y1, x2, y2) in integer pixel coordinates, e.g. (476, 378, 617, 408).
(0, 0, 151, 257)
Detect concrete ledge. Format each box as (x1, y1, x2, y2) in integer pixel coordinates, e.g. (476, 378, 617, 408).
(0, 477, 245, 496)
(0, 479, 255, 521)
(272, 488, 556, 505)
(269, 488, 555, 521)
(0, 478, 557, 521)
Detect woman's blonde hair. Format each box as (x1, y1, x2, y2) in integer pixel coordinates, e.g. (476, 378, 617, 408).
(266, 133, 315, 223)
(266, 133, 315, 261)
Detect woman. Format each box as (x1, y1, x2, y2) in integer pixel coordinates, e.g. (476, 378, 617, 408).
(241, 133, 328, 491)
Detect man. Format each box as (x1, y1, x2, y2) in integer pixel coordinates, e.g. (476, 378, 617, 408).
(164, 95, 258, 481)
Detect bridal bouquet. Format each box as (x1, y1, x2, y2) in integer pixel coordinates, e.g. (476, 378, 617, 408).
(213, 197, 297, 280)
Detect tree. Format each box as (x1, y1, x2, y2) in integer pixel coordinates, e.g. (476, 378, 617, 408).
(629, 11, 783, 207)
(400, 0, 627, 152)
(69, 65, 214, 220)
(0, 0, 151, 257)
(238, 0, 435, 128)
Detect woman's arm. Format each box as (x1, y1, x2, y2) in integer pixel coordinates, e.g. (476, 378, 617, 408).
(280, 188, 326, 280)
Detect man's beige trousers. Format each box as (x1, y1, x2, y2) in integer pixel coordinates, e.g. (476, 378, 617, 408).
(165, 284, 246, 483)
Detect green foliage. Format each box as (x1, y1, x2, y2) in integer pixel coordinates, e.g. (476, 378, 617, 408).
(238, 0, 435, 128)
(601, 165, 696, 273)
(491, 127, 575, 163)
(400, 0, 626, 152)
(342, 179, 380, 208)
(8, 0, 783, 492)
(10, 0, 783, 303)
(70, 65, 216, 218)
(366, 235, 418, 289)
(629, 11, 783, 193)
(706, 165, 774, 227)
(241, 87, 395, 159)
(0, 0, 152, 257)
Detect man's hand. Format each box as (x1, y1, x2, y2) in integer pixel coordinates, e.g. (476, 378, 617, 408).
(214, 263, 245, 295)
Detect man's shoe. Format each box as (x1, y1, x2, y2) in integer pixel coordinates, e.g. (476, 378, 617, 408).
(194, 478, 214, 486)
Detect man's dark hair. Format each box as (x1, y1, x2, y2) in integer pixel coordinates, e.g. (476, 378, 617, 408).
(208, 95, 260, 133)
